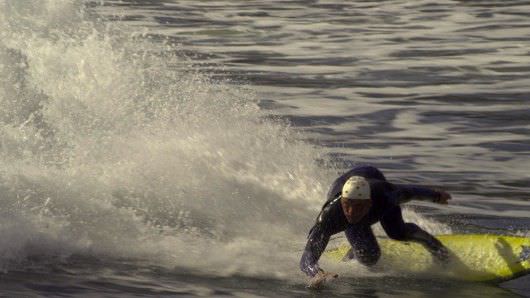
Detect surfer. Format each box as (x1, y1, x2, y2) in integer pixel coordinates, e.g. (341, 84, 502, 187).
(300, 165, 451, 288)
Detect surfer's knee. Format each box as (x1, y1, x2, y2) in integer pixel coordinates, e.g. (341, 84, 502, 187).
(356, 250, 380, 266)
(354, 246, 381, 266)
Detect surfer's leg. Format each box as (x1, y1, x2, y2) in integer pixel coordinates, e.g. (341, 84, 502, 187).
(344, 225, 381, 266)
(403, 224, 449, 263)
(381, 207, 449, 262)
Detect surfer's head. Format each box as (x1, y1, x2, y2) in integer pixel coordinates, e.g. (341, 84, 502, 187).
(340, 176, 372, 223)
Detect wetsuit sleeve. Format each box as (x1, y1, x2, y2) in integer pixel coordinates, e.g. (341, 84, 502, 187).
(300, 223, 330, 277)
(392, 184, 441, 204)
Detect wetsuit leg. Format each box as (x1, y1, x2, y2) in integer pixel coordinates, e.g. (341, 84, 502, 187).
(380, 206, 448, 261)
(344, 224, 381, 266)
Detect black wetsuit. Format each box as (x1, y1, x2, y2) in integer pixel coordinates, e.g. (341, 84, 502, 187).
(300, 166, 446, 277)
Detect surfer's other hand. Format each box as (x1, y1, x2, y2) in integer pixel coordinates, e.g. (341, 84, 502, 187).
(434, 190, 451, 205)
(307, 270, 338, 289)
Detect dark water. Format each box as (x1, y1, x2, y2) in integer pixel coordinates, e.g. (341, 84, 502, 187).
(0, 0, 529, 297)
(0, 264, 524, 297)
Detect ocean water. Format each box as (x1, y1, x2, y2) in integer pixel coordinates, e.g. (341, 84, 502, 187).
(0, 0, 528, 297)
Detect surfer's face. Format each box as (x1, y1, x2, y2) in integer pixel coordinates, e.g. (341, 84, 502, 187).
(341, 198, 372, 224)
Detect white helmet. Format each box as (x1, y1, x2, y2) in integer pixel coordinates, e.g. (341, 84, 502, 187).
(342, 176, 371, 200)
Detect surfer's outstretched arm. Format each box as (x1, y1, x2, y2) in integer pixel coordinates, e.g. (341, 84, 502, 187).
(392, 184, 451, 205)
(300, 196, 345, 278)
(300, 223, 339, 289)
(300, 224, 330, 277)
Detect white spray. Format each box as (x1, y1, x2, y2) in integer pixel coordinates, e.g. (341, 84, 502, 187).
(0, 0, 449, 279)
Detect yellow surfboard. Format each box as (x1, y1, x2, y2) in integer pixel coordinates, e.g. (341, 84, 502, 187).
(325, 234, 530, 282)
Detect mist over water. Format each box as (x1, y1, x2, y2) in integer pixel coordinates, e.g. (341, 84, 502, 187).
(0, 0, 528, 297)
(0, 0, 336, 278)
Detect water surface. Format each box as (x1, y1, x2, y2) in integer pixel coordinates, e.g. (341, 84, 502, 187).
(0, 0, 528, 297)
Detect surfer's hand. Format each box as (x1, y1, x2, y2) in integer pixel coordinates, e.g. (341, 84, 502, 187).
(434, 190, 451, 205)
(307, 270, 338, 289)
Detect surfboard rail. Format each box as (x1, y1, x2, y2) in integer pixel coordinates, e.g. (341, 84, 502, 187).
(324, 234, 530, 282)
